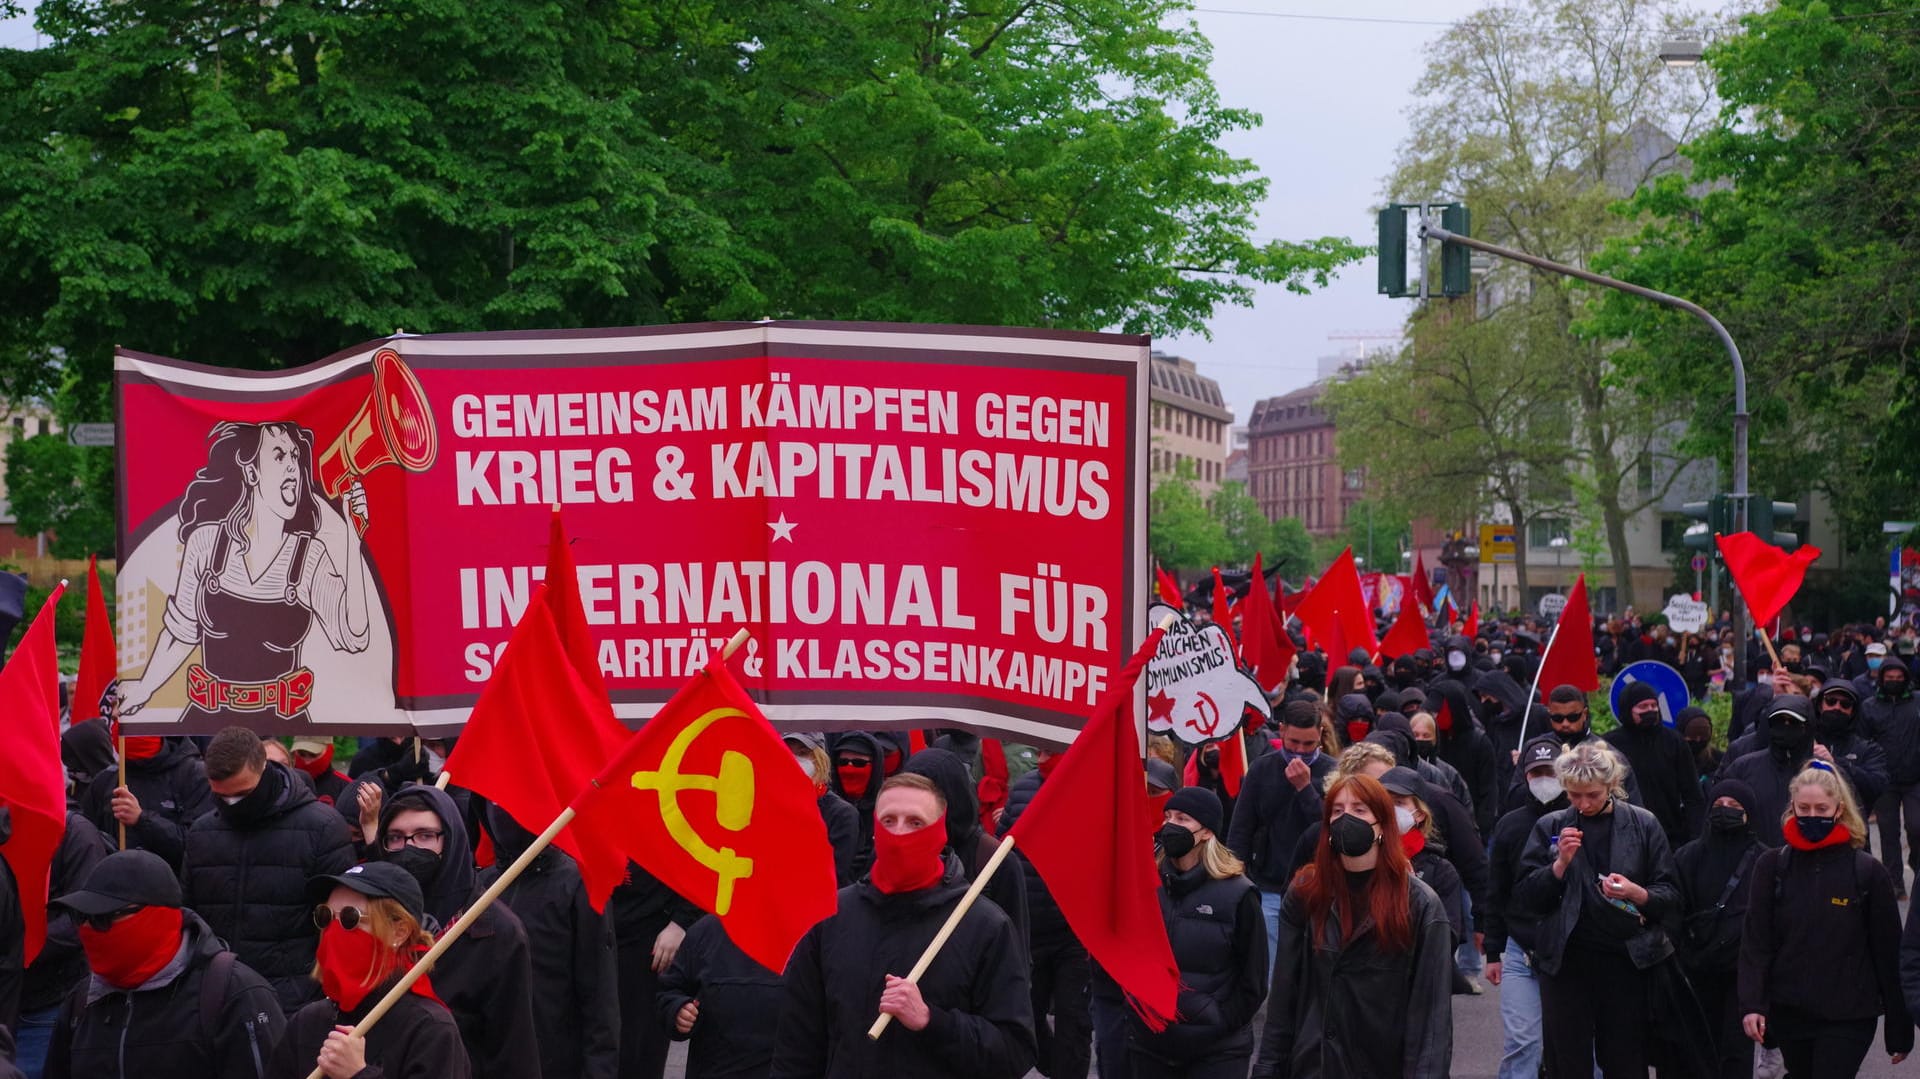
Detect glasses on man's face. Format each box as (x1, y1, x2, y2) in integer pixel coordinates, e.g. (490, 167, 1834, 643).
(84, 906, 140, 933)
(1548, 710, 1587, 725)
(383, 828, 445, 852)
(833, 757, 871, 770)
(1821, 696, 1856, 711)
(312, 904, 366, 931)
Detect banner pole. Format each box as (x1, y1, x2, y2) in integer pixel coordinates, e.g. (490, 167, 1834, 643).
(1756, 625, 1783, 672)
(867, 834, 1018, 1040)
(116, 735, 127, 851)
(302, 804, 577, 1079)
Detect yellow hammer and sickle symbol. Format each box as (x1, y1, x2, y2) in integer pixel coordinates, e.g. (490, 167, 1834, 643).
(629, 706, 756, 914)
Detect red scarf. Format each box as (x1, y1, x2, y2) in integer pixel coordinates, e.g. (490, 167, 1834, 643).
(78, 905, 182, 989)
(870, 819, 947, 894)
(295, 744, 336, 778)
(316, 922, 439, 1012)
(836, 760, 873, 799)
(1783, 817, 1853, 851)
(1400, 828, 1426, 858)
(122, 736, 164, 762)
(1346, 720, 1370, 745)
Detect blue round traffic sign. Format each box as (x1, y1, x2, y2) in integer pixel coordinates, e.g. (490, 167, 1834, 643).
(1690, 554, 1707, 573)
(1610, 660, 1691, 728)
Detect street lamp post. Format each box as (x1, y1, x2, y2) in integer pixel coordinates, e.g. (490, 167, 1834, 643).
(1549, 534, 1569, 595)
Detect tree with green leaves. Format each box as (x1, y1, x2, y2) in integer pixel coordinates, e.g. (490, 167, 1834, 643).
(1589, 0, 1920, 555)
(0, 0, 1364, 552)
(1150, 462, 1227, 574)
(1384, 0, 1715, 607)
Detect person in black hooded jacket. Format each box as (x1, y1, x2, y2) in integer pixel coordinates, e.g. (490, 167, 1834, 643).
(902, 750, 1029, 954)
(1865, 656, 1920, 896)
(1468, 670, 1529, 794)
(376, 784, 540, 1079)
(1602, 680, 1705, 849)
(180, 729, 355, 1013)
(1724, 694, 1885, 848)
(1674, 779, 1766, 1079)
(827, 732, 885, 880)
(1424, 682, 1498, 837)
(996, 751, 1090, 1079)
(783, 734, 861, 887)
(771, 772, 1035, 1079)
(59, 719, 114, 814)
(1482, 736, 1569, 1079)
(45, 850, 285, 1079)
(657, 913, 784, 1079)
(477, 803, 619, 1079)
(81, 735, 212, 873)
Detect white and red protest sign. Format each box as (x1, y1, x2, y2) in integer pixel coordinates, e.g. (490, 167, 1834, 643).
(113, 322, 1148, 744)
(1142, 603, 1271, 747)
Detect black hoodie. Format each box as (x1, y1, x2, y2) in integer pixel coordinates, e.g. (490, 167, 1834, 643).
(1672, 779, 1765, 977)
(80, 737, 212, 872)
(1864, 657, 1920, 785)
(828, 732, 886, 878)
(1602, 688, 1705, 849)
(1425, 681, 1499, 835)
(59, 719, 115, 811)
(902, 749, 1029, 956)
(378, 785, 540, 1079)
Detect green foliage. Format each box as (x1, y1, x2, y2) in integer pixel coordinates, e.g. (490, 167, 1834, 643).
(4, 435, 114, 557)
(4, 567, 111, 668)
(1207, 480, 1273, 569)
(0, 0, 1362, 543)
(1150, 462, 1226, 573)
(1266, 516, 1315, 582)
(1590, 0, 1920, 553)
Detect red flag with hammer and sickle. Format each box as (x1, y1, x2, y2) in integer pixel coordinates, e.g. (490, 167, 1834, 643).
(571, 655, 838, 973)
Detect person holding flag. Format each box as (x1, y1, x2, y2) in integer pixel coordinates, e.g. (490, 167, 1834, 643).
(770, 771, 1036, 1078)
(79, 731, 211, 873)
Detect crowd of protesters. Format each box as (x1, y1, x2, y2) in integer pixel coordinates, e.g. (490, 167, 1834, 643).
(8, 601, 1920, 1079)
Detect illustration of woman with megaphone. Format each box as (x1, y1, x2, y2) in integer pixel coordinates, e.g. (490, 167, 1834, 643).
(119, 420, 371, 726)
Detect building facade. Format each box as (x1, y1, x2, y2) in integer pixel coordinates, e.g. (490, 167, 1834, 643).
(1148, 351, 1232, 493)
(1246, 382, 1359, 537)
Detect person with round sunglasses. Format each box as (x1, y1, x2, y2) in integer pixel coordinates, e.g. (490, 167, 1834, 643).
(267, 862, 469, 1079)
(44, 850, 284, 1079)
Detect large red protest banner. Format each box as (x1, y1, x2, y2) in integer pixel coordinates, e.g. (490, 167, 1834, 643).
(113, 322, 1148, 744)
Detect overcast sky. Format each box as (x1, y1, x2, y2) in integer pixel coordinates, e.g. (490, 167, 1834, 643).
(0, 1, 1726, 425)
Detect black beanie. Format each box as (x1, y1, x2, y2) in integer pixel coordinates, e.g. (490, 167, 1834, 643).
(1165, 786, 1224, 836)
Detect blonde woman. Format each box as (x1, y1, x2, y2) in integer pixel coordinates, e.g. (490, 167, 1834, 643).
(268, 862, 470, 1079)
(785, 732, 860, 886)
(1513, 740, 1681, 1078)
(1738, 765, 1911, 1075)
(1130, 787, 1266, 1078)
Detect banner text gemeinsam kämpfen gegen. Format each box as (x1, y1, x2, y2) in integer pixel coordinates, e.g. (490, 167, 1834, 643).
(113, 322, 1148, 744)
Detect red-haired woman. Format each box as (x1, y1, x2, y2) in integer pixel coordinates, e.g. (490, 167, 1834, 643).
(1251, 774, 1454, 1079)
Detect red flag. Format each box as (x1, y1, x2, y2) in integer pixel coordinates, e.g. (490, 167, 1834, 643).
(1717, 532, 1823, 628)
(1010, 628, 1180, 1029)
(1294, 548, 1378, 661)
(1534, 576, 1599, 702)
(571, 655, 837, 973)
(0, 585, 68, 964)
(1155, 564, 1183, 608)
(1210, 568, 1237, 652)
(1410, 552, 1436, 615)
(977, 738, 1009, 835)
(540, 508, 608, 700)
(1238, 554, 1293, 694)
(443, 588, 631, 890)
(1219, 729, 1249, 798)
(1379, 580, 1430, 659)
(73, 555, 117, 726)
(1462, 601, 1480, 638)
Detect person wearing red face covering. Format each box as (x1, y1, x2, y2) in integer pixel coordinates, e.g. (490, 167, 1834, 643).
(827, 732, 885, 879)
(43, 850, 285, 1079)
(79, 732, 213, 874)
(771, 773, 1035, 1079)
(267, 862, 470, 1079)
(290, 739, 351, 808)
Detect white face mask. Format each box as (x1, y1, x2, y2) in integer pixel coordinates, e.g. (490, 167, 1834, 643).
(1394, 806, 1418, 834)
(795, 755, 816, 779)
(426, 750, 446, 775)
(218, 793, 247, 806)
(1529, 776, 1564, 805)
(1490, 651, 1503, 664)
(1447, 651, 1467, 671)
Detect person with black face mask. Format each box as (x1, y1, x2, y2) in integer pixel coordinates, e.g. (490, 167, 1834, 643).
(1809, 680, 1887, 808)
(476, 804, 619, 1079)
(1679, 708, 1721, 784)
(1227, 701, 1335, 981)
(1482, 737, 1569, 1079)
(377, 785, 540, 1079)
(1723, 696, 1876, 849)
(1863, 656, 1920, 900)
(1742, 767, 1911, 1075)
(1674, 780, 1766, 1079)
(180, 727, 354, 1013)
(1602, 681, 1704, 850)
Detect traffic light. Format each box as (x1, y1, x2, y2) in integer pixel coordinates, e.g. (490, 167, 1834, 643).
(1681, 495, 1730, 550)
(1747, 497, 1802, 550)
(1440, 204, 1472, 296)
(1378, 207, 1408, 298)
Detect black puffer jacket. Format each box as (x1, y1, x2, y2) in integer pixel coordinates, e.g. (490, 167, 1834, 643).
(770, 855, 1035, 1079)
(379, 785, 540, 1079)
(995, 769, 1070, 949)
(903, 749, 1028, 955)
(180, 761, 355, 1012)
(1253, 871, 1454, 1079)
(657, 914, 785, 1079)
(81, 738, 211, 872)
(477, 806, 619, 1079)
(23, 813, 111, 1013)
(1512, 800, 1681, 977)
(267, 976, 471, 1079)
(1126, 862, 1265, 1066)
(45, 909, 285, 1079)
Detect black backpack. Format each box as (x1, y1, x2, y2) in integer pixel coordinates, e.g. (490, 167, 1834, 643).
(61, 949, 237, 1044)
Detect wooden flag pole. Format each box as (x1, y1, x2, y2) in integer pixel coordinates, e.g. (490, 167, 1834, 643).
(867, 834, 1019, 1040)
(116, 735, 127, 851)
(1756, 624, 1783, 671)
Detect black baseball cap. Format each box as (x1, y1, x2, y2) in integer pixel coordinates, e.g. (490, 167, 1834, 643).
(1521, 737, 1562, 772)
(54, 850, 182, 915)
(308, 861, 426, 925)
(1378, 766, 1424, 798)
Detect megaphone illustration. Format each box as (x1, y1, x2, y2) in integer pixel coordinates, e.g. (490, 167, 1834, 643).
(316, 347, 438, 535)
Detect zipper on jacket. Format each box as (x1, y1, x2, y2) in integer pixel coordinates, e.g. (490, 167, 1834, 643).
(117, 996, 133, 1079)
(246, 1013, 265, 1077)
